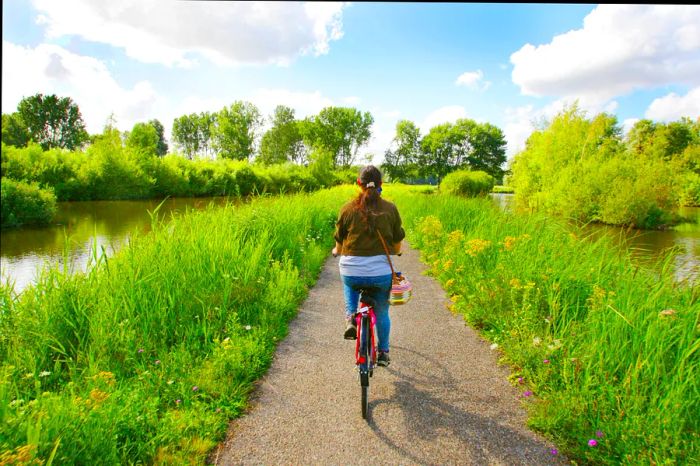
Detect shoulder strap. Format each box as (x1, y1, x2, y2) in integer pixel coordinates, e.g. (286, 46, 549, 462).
(376, 230, 397, 278)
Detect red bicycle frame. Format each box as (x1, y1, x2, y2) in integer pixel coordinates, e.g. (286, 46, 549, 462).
(354, 301, 377, 366)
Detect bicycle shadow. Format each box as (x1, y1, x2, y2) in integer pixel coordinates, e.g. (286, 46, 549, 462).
(366, 345, 560, 465)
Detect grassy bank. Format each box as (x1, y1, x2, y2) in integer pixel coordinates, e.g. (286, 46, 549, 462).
(392, 186, 699, 464)
(0, 186, 356, 464)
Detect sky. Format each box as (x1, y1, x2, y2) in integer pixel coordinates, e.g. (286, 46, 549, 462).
(2, 2, 700, 164)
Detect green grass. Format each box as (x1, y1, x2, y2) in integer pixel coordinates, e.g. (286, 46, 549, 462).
(391, 185, 699, 465)
(492, 185, 515, 194)
(0, 185, 356, 464)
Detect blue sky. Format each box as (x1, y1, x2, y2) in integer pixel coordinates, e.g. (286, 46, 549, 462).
(3, 2, 699, 162)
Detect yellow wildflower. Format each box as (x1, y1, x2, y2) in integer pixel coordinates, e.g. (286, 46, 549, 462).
(503, 236, 517, 251)
(510, 278, 522, 289)
(466, 239, 492, 257)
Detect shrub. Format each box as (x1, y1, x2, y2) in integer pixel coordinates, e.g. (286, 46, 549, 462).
(440, 169, 495, 197)
(1, 177, 57, 227)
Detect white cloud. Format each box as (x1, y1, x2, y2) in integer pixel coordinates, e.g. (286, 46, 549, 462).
(31, 0, 347, 67)
(2, 40, 160, 134)
(455, 70, 491, 91)
(249, 88, 334, 122)
(511, 5, 700, 103)
(645, 86, 700, 121)
(420, 105, 469, 133)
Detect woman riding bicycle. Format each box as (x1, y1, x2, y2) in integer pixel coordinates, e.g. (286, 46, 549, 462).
(332, 165, 405, 367)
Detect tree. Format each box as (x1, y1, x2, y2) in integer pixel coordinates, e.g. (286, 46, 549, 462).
(419, 118, 507, 183)
(301, 107, 373, 167)
(419, 123, 456, 183)
(461, 121, 507, 182)
(1, 113, 31, 148)
(382, 120, 422, 181)
(126, 122, 159, 156)
(211, 101, 262, 160)
(148, 119, 168, 156)
(172, 113, 201, 159)
(197, 112, 216, 158)
(258, 105, 304, 165)
(16, 93, 88, 150)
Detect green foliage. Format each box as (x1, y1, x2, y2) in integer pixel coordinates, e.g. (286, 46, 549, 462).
(300, 107, 374, 168)
(1, 113, 31, 148)
(149, 119, 169, 157)
(212, 102, 263, 161)
(0, 186, 355, 464)
(258, 106, 305, 165)
(383, 120, 422, 182)
(393, 187, 698, 465)
(15, 93, 88, 150)
(439, 169, 495, 197)
(418, 118, 507, 183)
(125, 122, 159, 157)
(172, 112, 215, 160)
(492, 185, 514, 194)
(1, 133, 355, 204)
(1, 177, 57, 228)
(510, 105, 697, 227)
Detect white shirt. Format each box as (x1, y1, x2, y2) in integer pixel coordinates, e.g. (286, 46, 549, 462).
(338, 254, 392, 277)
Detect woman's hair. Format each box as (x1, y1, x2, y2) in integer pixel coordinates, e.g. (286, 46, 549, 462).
(353, 165, 383, 231)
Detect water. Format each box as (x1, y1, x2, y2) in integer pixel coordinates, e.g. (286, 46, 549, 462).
(2, 194, 698, 293)
(490, 193, 700, 284)
(1, 197, 237, 293)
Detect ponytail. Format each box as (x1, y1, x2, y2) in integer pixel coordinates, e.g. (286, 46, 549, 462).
(353, 165, 383, 232)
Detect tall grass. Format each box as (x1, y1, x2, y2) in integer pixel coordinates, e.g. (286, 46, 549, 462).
(0, 186, 356, 464)
(390, 186, 699, 464)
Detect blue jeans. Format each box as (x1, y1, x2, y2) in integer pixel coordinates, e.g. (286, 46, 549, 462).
(341, 274, 393, 353)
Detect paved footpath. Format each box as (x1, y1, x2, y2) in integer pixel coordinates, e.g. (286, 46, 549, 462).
(213, 243, 564, 465)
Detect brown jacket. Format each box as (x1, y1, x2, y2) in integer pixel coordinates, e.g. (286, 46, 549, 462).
(334, 198, 405, 256)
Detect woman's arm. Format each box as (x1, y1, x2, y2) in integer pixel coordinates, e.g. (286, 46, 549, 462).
(332, 241, 343, 257)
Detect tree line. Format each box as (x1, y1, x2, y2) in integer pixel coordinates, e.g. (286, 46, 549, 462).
(1, 93, 508, 183)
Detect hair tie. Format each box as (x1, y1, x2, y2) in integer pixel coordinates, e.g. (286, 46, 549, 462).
(366, 181, 375, 188)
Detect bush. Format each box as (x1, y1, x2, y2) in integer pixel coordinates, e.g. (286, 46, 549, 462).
(1, 177, 57, 227)
(439, 169, 495, 197)
(510, 107, 698, 228)
(1, 138, 361, 204)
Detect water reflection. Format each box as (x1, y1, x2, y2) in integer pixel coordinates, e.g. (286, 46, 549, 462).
(1, 197, 236, 293)
(490, 193, 699, 284)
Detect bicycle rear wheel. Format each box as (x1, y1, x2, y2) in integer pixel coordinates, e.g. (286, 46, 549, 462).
(361, 384, 368, 419)
(359, 315, 371, 420)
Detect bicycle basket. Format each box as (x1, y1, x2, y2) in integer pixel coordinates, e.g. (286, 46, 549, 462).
(389, 272, 412, 305)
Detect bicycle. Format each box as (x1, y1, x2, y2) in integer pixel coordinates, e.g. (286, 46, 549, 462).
(350, 290, 378, 420)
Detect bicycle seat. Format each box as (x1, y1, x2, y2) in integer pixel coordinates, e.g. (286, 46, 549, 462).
(357, 288, 378, 308)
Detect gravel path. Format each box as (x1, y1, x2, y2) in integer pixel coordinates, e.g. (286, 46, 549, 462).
(213, 244, 563, 465)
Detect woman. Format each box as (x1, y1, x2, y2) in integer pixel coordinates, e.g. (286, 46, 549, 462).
(332, 165, 405, 366)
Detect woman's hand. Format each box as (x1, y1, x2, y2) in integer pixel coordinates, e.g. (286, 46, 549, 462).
(332, 247, 339, 257)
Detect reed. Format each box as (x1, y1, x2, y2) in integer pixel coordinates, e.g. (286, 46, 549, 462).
(0, 186, 356, 464)
(390, 186, 699, 465)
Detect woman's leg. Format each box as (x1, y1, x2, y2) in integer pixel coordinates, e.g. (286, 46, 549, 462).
(340, 275, 360, 319)
(367, 274, 393, 353)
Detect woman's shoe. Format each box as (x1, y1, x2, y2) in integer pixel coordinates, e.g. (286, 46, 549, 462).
(343, 320, 357, 340)
(377, 351, 390, 367)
